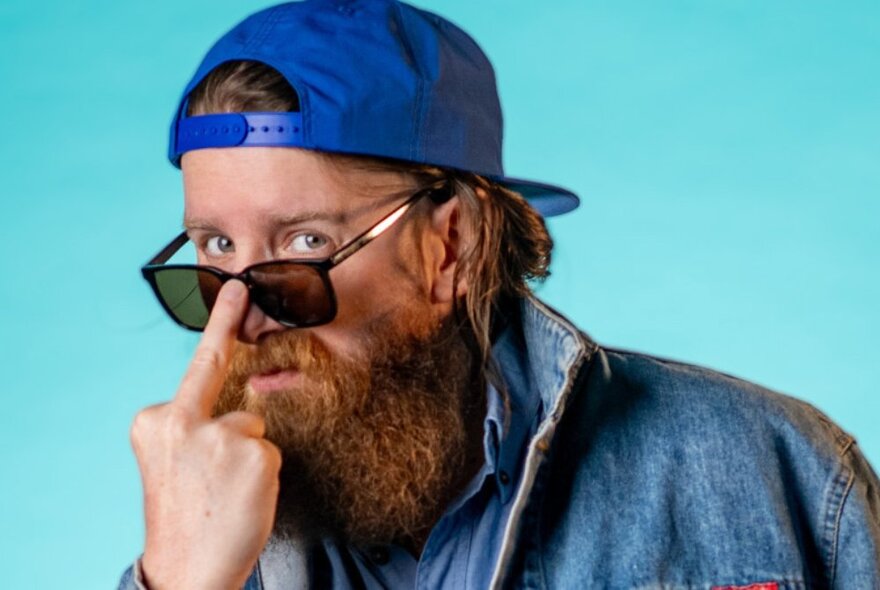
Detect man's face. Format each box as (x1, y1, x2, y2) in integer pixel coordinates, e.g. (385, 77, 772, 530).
(180, 147, 480, 548)
(182, 146, 442, 355)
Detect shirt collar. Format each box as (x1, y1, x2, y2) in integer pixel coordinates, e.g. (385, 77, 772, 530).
(424, 295, 600, 514)
(481, 303, 542, 504)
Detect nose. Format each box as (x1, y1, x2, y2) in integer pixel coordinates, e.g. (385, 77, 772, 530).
(224, 245, 291, 344)
(237, 290, 289, 344)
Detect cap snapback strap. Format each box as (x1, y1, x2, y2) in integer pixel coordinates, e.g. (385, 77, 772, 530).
(174, 112, 305, 157)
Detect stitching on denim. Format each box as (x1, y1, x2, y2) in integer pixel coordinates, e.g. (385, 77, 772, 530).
(802, 403, 855, 456)
(523, 298, 597, 405)
(534, 350, 599, 590)
(823, 455, 854, 586)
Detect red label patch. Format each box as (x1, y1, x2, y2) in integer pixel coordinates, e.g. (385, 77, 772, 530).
(711, 583, 779, 590)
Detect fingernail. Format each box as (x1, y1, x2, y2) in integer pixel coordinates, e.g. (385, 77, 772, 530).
(222, 281, 245, 302)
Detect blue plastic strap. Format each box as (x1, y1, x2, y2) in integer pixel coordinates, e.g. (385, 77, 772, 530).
(175, 112, 305, 155)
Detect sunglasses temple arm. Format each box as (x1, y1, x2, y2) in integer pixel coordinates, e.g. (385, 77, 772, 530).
(329, 199, 419, 268)
(147, 231, 190, 265)
(328, 181, 450, 268)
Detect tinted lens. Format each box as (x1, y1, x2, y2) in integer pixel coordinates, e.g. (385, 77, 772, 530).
(249, 262, 335, 327)
(152, 268, 224, 329)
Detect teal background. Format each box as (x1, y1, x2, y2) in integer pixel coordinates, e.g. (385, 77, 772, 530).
(1, 1, 877, 587)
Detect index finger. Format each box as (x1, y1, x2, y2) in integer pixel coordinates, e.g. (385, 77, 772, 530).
(173, 280, 249, 417)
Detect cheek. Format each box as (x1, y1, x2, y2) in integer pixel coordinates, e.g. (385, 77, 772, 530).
(315, 249, 426, 340)
(327, 263, 405, 325)
(306, 220, 430, 357)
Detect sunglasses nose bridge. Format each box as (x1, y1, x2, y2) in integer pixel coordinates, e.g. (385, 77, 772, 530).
(216, 264, 263, 294)
(233, 269, 254, 290)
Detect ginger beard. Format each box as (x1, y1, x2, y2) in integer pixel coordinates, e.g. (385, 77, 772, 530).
(212, 302, 479, 548)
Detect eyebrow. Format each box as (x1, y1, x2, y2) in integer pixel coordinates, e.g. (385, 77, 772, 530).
(183, 209, 348, 232)
(182, 191, 409, 232)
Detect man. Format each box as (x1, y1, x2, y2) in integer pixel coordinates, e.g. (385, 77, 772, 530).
(118, 1, 880, 588)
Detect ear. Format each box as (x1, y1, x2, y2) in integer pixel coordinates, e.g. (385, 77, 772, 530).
(423, 195, 469, 307)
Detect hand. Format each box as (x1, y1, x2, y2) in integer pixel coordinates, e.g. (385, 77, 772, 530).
(130, 281, 282, 590)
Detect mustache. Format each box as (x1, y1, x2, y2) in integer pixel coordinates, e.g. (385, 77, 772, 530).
(227, 329, 335, 379)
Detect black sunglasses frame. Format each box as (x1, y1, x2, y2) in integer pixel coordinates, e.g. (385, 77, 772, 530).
(141, 180, 452, 331)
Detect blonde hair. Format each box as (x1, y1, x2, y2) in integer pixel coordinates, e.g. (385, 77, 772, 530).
(186, 60, 553, 382)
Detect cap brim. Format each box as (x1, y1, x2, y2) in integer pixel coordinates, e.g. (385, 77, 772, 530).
(491, 175, 580, 218)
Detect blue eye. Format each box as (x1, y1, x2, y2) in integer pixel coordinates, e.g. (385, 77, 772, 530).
(205, 235, 234, 255)
(290, 232, 330, 255)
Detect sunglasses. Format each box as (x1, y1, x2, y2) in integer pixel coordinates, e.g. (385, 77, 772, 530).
(141, 180, 452, 331)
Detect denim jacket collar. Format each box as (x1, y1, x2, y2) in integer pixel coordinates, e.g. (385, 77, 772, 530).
(486, 295, 598, 589)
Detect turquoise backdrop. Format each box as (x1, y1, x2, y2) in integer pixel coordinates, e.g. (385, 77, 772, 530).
(1, 1, 877, 587)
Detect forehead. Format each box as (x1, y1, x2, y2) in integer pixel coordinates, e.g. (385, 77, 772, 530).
(181, 147, 414, 227)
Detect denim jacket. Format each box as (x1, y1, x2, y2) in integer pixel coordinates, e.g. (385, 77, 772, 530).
(118, 296, 880, 589)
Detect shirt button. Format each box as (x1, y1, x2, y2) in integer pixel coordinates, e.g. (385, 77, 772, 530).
(368, 546, 390, 566)
(499, 470, 510, 485)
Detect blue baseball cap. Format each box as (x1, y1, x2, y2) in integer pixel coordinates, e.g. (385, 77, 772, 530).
(168, 0, 579, 217)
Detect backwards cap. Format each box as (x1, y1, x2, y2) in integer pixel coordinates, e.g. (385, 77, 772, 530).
(168, 0, 579, 217)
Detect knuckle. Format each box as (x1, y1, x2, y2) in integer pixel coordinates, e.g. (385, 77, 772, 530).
(204, 421, 241, 456)
(130, 404, 165, 446)
(192, 425, 229, 461)
(219, 411, 265, 435)
(242, 439, 271, 466)
(164, 405, 195, 439)
(203, 420, 233, 443)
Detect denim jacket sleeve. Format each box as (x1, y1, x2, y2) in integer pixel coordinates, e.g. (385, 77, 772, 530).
(116, 555, 263, 590)
(832, 441, 880, 587)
